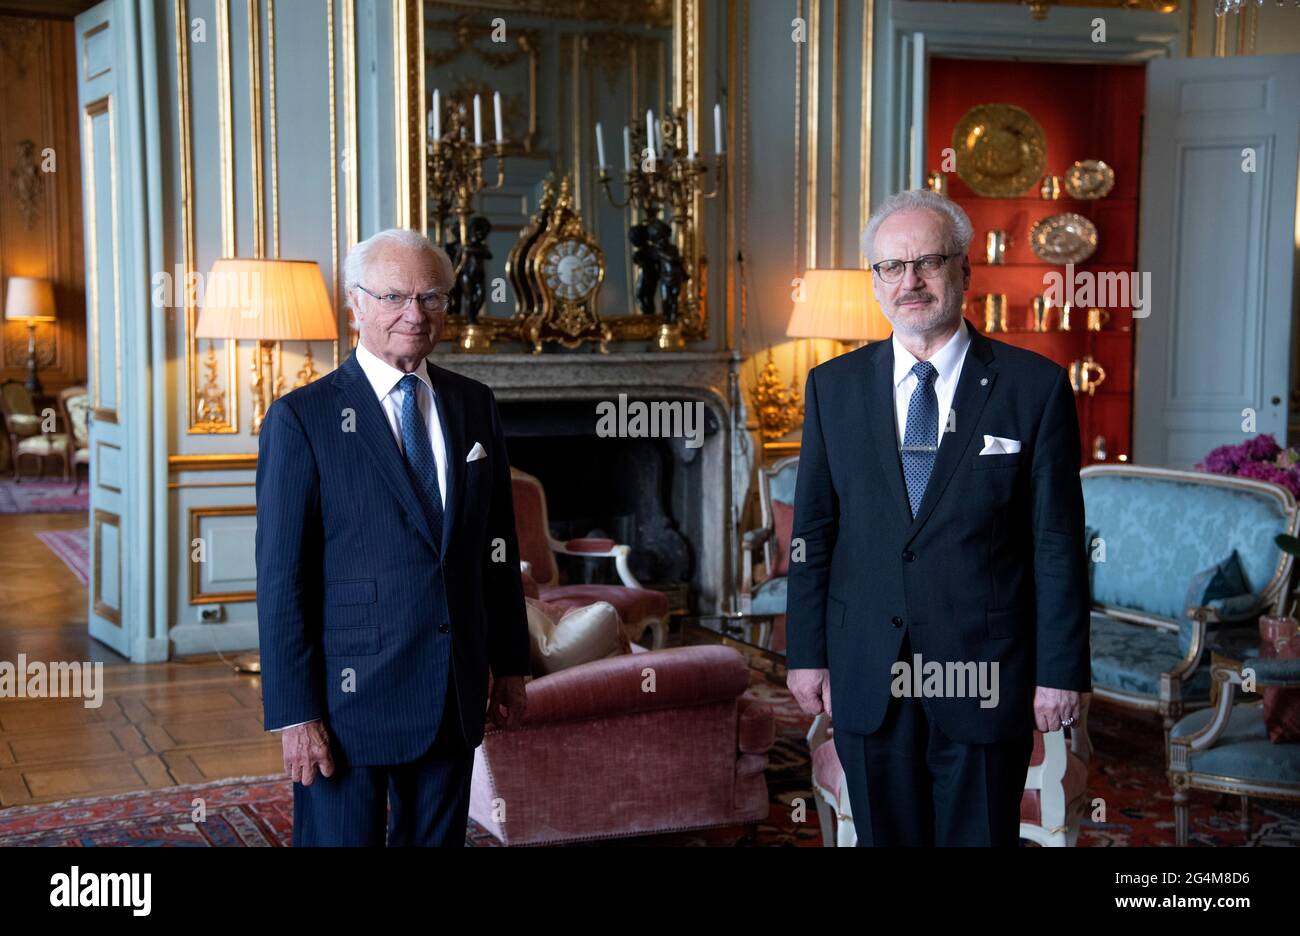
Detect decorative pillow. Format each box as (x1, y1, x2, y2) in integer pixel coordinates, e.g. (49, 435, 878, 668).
(525, 598, 629, 677)
(1260, 616, 1300, 744)
(771, 500, 795, 578)
(1180, 551, 1259, 655)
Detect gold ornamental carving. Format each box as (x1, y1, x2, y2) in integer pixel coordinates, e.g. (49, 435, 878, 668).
(749, 350, 804, 441)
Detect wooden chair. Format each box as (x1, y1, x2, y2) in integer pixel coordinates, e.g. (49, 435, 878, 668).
(0, 379, 70, 483)
(59, 386, 90, 493)
(740, 454, 799, 614)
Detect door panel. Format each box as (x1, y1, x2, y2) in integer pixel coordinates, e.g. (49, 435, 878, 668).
(1135, 55, 1300, 467)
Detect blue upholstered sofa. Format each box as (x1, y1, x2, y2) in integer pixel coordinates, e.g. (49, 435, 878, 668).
(1082, 464, 1299, 737)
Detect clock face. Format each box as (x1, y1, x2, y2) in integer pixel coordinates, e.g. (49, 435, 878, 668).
(542, 239, 600, 300)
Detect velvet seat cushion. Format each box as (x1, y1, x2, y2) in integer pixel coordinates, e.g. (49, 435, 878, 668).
(1090, 611, 1212, 701)
(1171, 703, 1300, 784)
(539, 583, 668, 624)
(1019, 751, 1089, 824)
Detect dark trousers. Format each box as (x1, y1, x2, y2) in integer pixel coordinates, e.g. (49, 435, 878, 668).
(832, 648, 1033, 847)
(292, 680, 473, 847)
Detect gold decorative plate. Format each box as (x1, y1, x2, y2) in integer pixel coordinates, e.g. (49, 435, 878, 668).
(1029, 212, 1098, 265)
(952, 104, 1047, 198)
(1063, 159, 1115, 199)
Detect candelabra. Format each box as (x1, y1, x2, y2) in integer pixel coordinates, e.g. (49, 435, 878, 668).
(597, 106, 725, 350)
(427, 95, 506, 352)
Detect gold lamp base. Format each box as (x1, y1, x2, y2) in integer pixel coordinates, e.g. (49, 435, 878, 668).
(651, 322, 686, 351)
(459, 322, 493, 353)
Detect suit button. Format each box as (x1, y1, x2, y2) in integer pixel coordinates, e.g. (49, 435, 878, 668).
(891, 616, 904, 628)
(438, 622, 450, 633)
(902, 549, 916, 562)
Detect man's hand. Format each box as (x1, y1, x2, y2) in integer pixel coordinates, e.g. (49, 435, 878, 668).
(281, 720, 335, 786)
(1034, 686, 1088, 733)
(487, 675, 527, 730)
(788, 668, 832, 717)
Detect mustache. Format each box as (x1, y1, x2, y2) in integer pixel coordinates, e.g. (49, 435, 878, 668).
(896, 292, 935, 304)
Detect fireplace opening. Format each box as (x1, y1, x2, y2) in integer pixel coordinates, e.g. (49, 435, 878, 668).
(500, 398, 719, 613)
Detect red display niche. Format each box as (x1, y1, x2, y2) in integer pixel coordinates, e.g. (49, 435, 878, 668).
(926, 56, 1144, 466)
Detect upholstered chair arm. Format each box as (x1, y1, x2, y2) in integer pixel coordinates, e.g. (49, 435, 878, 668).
(1169, 665, 1242, 768)
(516, 645, 750, 727)
(552, 539, 643, 588)
(1245, 656, 1300, 689)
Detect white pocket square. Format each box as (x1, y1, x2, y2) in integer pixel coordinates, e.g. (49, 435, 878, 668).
(466, 442, 487, 462)
(979, 435, 1021, 455)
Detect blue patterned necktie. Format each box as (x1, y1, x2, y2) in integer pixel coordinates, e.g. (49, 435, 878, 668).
(901, 360, 939, 518)
(398, 373, 444, 546)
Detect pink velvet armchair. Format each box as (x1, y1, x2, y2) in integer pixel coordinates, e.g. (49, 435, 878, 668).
(468, 644, 776, 845)
(511, 467, 670, 648)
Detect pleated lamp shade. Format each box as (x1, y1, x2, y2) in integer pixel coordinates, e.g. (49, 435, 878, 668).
(195, 258, 338, 341)
(4, 277, 57, 322)
(786, 268, 891, 342)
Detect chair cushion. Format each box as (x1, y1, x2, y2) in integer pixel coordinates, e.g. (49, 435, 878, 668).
(1171, 703, 1300, 784)
(5, 413, 40, 437)
(1090, 611, 1211, 701)
(1082, 472, 1289, 621)
(15, 433, 69, 456)
(525, 598, 629, 676)
(1019, 750, 1089, 824)
(811, 737, 846, 806)
(63, 392, 90, 446)
(771, 500, 794, 577)
(750, 575, 787, 615)
(539, 584, 669, 624)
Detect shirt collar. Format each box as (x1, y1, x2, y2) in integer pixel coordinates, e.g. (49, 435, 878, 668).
(892, 318, 970, 388)
(355, 340, 433, 401)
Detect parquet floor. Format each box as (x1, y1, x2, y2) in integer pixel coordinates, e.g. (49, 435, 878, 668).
(0, 512, 282, 807)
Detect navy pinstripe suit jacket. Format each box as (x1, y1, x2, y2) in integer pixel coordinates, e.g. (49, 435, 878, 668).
(255, 350, 530, 765)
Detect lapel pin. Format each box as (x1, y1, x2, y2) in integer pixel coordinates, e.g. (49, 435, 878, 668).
(980, 377, 988, 386)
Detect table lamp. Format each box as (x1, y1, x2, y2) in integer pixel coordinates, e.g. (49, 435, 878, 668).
(786, 267, 891, 352)
(4, 277, 57, 395)
(195, 258, 338, 434)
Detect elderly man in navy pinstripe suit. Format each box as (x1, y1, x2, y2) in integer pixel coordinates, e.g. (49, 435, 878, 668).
(256, 228, 530, 847)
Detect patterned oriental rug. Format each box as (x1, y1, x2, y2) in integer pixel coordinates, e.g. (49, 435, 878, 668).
(34, 528, 90, 585)
(0, 481, 89, 515)
(0, 665, 1296, 847)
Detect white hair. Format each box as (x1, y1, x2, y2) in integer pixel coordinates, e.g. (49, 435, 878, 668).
(860, 189, 973, 266)
(342, 228, 454, 311)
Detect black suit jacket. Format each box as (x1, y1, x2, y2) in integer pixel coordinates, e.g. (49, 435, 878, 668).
(786, 318, 1091, 743)
(255, 351, 529, 765)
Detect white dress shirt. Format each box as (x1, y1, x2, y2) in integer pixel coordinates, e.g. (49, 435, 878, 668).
(272, 342, 448, 733)
(355, 340, 447, 509)
(892, 317, 972, 448)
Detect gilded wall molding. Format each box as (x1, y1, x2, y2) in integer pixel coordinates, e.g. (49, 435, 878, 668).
(828, 0, 840, 267)
(329, 0, 341, 369)
(178, 0, 238, 433)
(188, 505, 257, 604)
(806, 0, 819, 269)
(268, 0, 279, 257)
(343, 0, 359, 253)
(168, 452, 258, 471)
(247, 0, 265, 259)
(859, 0, 872, 261)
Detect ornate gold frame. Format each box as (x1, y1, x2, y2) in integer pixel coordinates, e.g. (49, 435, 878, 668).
(404, 0, 710, 349)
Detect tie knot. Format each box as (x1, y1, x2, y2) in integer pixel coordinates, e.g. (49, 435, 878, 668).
(911, 360, 938, 384)
(399, 373, 421, 395)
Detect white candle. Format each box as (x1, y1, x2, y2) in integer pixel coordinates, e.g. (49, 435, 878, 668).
(493, 91, 503, 143)
(714, 103, 724, 154)
(687, 111, 696, 159)
(623, 126, 632, 171)
(646, 109, 656, 156)
(432, 89, 441, 141)
(595, 122, 607, 170)
(473, 94, 483, 146)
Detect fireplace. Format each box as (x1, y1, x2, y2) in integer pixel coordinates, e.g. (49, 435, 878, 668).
(430, 350, 743, 613)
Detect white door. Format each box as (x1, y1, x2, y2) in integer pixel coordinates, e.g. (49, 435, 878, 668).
(74, 0, 152, 658)
(1134, 55, 1300, 467)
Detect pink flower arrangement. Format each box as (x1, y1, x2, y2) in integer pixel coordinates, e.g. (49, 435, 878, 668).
(1196, 434, 1300, 497)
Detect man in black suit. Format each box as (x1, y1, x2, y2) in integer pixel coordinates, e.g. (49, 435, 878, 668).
(786, 190, 1091, 846)
(256, 229, 529, 846)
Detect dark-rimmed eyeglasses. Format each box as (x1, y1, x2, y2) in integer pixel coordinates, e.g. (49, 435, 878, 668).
(871, 253, 961, 284)
(354, 284, 450, 313)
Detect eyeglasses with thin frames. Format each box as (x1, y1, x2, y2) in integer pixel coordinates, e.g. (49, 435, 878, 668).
(870, 253, 961, 285)
(354, 283, 450, 313)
